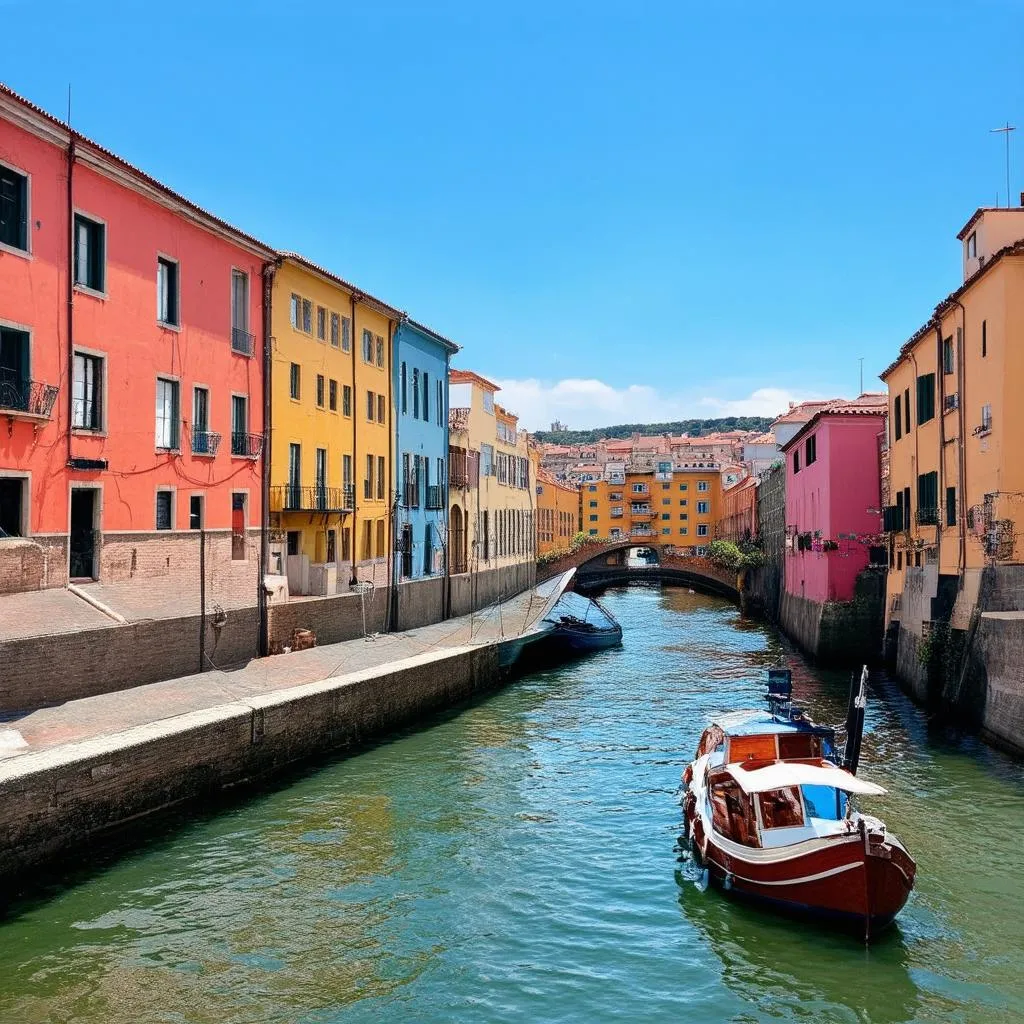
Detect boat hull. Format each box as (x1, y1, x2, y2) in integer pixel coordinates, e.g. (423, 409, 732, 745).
(552, 626, 622, 653)
(684, 800, 914, 938)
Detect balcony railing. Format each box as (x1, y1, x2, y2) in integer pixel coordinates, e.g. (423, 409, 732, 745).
(630, 505, 653, 517)
(917, 506, 939, 527)
(610, 509, 624, 518)
(191, 430, 221, 456)
(631, 527, 654, 537)
(270, 484, 353, 513)
(231, 431, 264, 459)
(231, 326, 255, 357)
(0, 375, 59, 421)
(426, 484, 444, 509)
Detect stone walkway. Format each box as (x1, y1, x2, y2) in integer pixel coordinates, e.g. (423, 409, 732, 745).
(0, 574, 569, 760)
(0, 588, 115, 642)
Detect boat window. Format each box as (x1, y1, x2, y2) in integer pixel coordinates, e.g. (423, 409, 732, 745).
(730, 734, 777, 763)
(757, 787, 805, 829)
(778, 733, 814, 759)
(710, 781, 760, 848)
(802, 785, 845, 821)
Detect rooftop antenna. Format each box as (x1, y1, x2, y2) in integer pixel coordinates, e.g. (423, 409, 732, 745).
(991, 123, 1015, 207)
(859, 357, 864, 395)
(67, 84, 71, 126)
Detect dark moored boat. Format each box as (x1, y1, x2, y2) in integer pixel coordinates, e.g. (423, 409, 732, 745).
(679, 668, 916, 941)
(542, 595, 622, 654)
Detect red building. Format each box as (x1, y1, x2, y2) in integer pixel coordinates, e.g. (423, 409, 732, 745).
(0, 85, 273, 597)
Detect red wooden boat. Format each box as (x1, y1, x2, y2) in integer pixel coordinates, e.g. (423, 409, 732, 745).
(680, 669, 916, 940)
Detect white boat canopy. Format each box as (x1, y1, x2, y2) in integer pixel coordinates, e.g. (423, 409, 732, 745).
(726, 761, 887, 797)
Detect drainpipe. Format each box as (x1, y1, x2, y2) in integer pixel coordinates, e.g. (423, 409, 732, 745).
(258, 258, 279, 657)
(443, 353, 452, 619)
(66, 131, 76, 467)
(387, 316, 398, 632)
(950, 299, 969, 584)
(935, 320, 945, 572)
(349, 293, 358, 585)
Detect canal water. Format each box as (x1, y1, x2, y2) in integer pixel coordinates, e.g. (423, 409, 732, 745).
(1, 587, 1023, 1023)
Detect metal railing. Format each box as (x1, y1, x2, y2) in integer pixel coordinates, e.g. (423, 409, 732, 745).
(191, 430, 221, 456)
(231, 326, 255, 356)
(231, 431, 264, 459)
(0, 376, 59, 420)
(270, 484, 353, 512)
(917, 506, 939, 526)
(426, 484, 444, 509)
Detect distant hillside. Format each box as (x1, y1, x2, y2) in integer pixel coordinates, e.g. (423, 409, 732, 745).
(531, 417, 772, 446)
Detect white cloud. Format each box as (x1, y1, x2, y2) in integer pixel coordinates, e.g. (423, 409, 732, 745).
(493, 378, 822, 432)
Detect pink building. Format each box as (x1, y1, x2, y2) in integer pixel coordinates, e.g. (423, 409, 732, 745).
(782, 395, 887, 604)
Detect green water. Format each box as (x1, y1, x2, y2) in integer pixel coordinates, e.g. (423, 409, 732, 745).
(2, 587, 1023, 1024)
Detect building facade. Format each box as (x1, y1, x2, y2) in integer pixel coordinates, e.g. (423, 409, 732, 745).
(393, 320, 458, 581)
(778, 396, 887, 662)
(880, 207, 1024, 749)
(718, 475, 757, 544)
(448, 370, 535, 603)
(0, 84, 272, 603)
(535, 469, 579, 555)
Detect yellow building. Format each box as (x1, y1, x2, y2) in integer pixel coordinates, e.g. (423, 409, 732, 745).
(580, 465, 723, 552)
(448, 370, 536, 598)
(535, 467, 579, 555)
(268, 254, 399, 596)
(881, 207, 1024, 639)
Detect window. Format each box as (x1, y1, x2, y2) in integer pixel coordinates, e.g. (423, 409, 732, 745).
(805, 435, 817, 466)
(967, 231, 977, 258)
(679, 483, 688, 491)
(680, 513, 688, 520)
(155, 378, 180, 449)
(316, 374, 325, 408)
(589, 485, 597, 492)
(156, 490, 173, 530)
(697, 501, 709, 514)
(342, 384, 352, 416)
(341, 316, 351, 352)
(793, 449, 800, 473)
(680, 499, 688, 506)
(231, 493, 247, 559)
(401, 362, 407, 414)
(589, 500, 598, 508)
(230, 395, 249, 455)
(758, 787, 804, 830)
(481, 443, 494, 476)
(662, 497, 671, 505)
(897, 551, 902, 570)
(423, 372, 429, 421)
(917, 471, 938, 525)
(302, 299, 312, 334)
(904, 387, 910, 434)
(589, 529, 598, 536)
(679, 527, 688, 535)
(231, 270, 250, 352)
(946, 486, 957, 528)
(377, 456, 386, 500)
(375, 335, 384, 367)
(981, 403, 992, 433)
(413, 368, 420, 418)
(157, 257, 179, 326)
(74, 214, 105, 292)
(942, 336, 954, 375)
(482, 391, 494, 414)
(661, 513, 670, 521)
(317, 306, 326, 341)
(330, 312, 340, 347)
(982, 320, 987, 358)
(290, 363, 300, 400)
(315, 447, 327, 505)
(362, 329, 374, 363)
(329, 379, 338, 411)
(72, 352, 102, 430)
(377, 394, 386, 424)
(589, 514, 598, 522)
(192, 386, 211, 453)
(366, 390, 375, 421)
(287, 529, 301, 555)
(916, 373, 935, 425)
(189, 495, 203, 530)
(364, 454, 374, 500)
(894, 395, 902, 440)
(697, 480, 709, 492)
(290, 293, 301, 328)
(697, 524, 709, 537)
(0, 163, 28, 252)
(632, 483, 645, 493)
(326, 529, 336, 563)
(437, 380, 443, 425)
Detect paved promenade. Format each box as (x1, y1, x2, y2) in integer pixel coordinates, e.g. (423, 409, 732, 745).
(0, 579, 562, 761)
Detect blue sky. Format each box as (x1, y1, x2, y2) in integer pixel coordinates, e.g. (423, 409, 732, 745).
(4, 0, 1022, 429)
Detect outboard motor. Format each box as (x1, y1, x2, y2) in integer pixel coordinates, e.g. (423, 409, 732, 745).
(843, 665, 868, 775)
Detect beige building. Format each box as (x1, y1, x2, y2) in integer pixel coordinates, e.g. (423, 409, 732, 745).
(448, 370, 536, 603)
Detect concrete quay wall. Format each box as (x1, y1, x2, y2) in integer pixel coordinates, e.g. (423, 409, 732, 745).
(0, 643, 501, 885)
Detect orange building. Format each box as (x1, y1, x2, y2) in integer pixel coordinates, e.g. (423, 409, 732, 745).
(535, 469, 579, 555)
(580, 465, 723, 552)
(718, 475, 758, 543)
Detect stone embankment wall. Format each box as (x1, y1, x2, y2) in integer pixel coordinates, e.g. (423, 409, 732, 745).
(0, 644, 502, 884)
(778, 570, 885, 665)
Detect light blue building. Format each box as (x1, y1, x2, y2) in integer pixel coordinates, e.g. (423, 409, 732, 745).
(392, 319, 459, 590)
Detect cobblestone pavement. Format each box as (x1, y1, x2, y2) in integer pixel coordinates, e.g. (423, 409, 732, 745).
(0, 575, 567, 759)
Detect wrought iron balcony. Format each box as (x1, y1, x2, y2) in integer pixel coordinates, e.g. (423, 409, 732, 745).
(610, 509, 624, 518)
(270, 484, 353, 513)
(231, 431, 263, 459)
(426, 484, 445, 509)
(631, 527, 654, 537)
(0, 375, 59, 422)
(231, 326, 255, 356)
(917, 506, 939, 527)
(630, 505, 653, 517)
(191, 430, 221, 456)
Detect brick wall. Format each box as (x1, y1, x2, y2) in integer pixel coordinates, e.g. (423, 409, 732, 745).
(267, 590, 388, 649)
(0, 607, 260, 711)
(0, 643, 502, 883)
(0, 536, 68, 593)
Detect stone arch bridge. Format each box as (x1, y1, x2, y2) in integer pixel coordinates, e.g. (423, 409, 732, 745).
(537, 540, 740, 603)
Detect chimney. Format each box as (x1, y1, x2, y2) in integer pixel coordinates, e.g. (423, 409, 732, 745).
(1019, 191, 1024, 208)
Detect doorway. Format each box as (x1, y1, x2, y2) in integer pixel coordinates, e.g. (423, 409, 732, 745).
(0, 477, 25, 537)
(69, 488, 97, 579)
